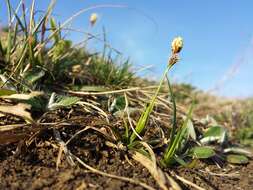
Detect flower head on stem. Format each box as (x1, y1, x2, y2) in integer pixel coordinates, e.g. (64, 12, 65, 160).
(129, 36, 184, 144)
(171, 36, 183, 54)
(89, 13, 98, 26)
(168, 36, 183, 67)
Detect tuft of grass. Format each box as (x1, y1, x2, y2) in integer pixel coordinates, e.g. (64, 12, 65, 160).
(235, 99, 253, 147)
(86, 55, 134, 88)
(0, 0, 134, 94)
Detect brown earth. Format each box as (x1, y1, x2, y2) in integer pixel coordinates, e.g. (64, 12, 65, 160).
(0, 105, 252, 190)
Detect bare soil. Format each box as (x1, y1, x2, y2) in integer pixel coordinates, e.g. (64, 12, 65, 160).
(0, 106, 252, 190)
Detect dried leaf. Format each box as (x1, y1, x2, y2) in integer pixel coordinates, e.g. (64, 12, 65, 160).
(165, 173, 182, 190)
(1, 91, 44, 100)
(187, 119, 196, 140)
(0, 103, 34, 123)
(224, 147, 252, 157)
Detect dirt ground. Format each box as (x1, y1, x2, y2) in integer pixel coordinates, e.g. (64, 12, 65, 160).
(0, 106, 252, 190)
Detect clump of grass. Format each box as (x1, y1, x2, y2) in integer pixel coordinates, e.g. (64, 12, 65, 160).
(235, 99, 253, 147)
(0, 0, 134, 94)
(173, 83, 196, 104)
(85, 55, 134, 88)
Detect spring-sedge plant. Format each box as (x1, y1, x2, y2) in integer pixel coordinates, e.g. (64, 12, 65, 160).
(129, 37, 184, 145)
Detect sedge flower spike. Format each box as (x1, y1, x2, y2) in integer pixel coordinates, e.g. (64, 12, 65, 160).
(171, 36, 183, 54)
(168, 36, 183, 66)
(89, 13, 98, 26)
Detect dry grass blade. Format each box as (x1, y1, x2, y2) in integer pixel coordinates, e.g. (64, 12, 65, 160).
(132, 142, 169, 190)
(53, 129, 75, 170)
(1, 91, 44, 100)
(0, 103, 34, 123)
(0, 123, 29, 132)
(77, 101, 109, 123)
(199, 170, 240, 178)
(0, 133, 27, 144)
(165, 173, 182, 190)
(71, 153, 155, 190)
(124, 93, 143, 140)
(67, 85, 161, 95)
(56, 143, 64, 171)
(66, 126, 116, 145)
(132, 151, 168, 190)
(173, 174, 206, 190)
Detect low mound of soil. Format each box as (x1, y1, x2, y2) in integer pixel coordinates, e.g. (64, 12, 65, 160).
(0, 106, 252, 190)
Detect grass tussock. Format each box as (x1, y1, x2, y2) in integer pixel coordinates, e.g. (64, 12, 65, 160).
(0, 0, 134, 94)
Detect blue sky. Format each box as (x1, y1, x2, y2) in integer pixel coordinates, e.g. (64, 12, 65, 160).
(1, 0, 253, 98)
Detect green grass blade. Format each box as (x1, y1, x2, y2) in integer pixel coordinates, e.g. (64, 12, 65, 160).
(130, 66, 170, 143)
(50, 18, 60, 43)
(21, 0, 28, 37)
(5, 0, 12, 63)
(34, 0, 57, 34)
(163, 103, 195, 165)
(11, 8, 26, 33)
(166, 74, 177, 147)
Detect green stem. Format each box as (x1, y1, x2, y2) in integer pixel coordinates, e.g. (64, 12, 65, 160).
(129, 65, 172, 143)
(166, 74, 177, 150)
(149, 65, 171, 106)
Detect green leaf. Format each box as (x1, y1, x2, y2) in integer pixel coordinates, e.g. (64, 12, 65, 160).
(226, 154, 249, 164)
(24, 69, 45, 85)
(190, 146, 215, 159)
(57, 96, 80, 106)
(48, 94, 80, 110)
(200, 126, 227, 144)
(174, 155, 187, 166)
(203, 126, 225, 137)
